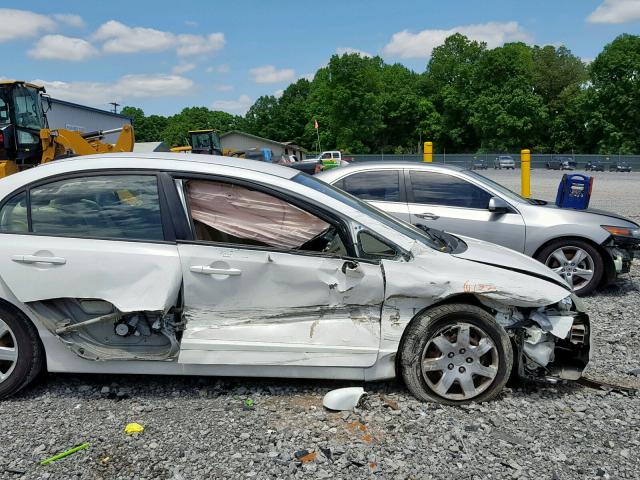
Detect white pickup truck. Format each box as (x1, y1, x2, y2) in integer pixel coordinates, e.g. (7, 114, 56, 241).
(315, 151, 353, 170)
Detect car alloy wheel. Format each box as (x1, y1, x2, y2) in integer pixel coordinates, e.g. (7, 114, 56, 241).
(420, 322, 499, 401)
(545, 246, 594, 292)
(400, 303, 512, 404)
(0, 318, 18, 384)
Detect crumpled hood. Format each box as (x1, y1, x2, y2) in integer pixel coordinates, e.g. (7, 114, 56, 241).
(386, 237, 572, 309)
(451, 235, 571, 290)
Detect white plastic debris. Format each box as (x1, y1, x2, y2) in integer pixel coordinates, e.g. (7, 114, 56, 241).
(322, 387, 365, 411)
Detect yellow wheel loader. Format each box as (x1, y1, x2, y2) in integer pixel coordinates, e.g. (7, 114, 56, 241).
(170, 129, 222, 155)
(0, 80, 134, 178)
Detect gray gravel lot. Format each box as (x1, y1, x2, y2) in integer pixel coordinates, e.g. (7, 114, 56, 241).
(1, 170, 639, 480)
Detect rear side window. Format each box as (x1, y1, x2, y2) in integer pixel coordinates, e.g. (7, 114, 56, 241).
(29, 175, 164, 241)
(0, 192, 28, 233)
(340, 171, 400, 202)
(410, 171, 492, 209)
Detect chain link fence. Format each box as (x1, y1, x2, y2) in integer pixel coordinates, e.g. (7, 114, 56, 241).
(347, 153, 640, 169)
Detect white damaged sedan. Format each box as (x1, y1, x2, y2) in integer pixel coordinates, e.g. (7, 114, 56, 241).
(0, 153, 590, 404)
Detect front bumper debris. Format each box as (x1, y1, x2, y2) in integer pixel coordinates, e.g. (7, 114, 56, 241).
(496, 296, 591, 383)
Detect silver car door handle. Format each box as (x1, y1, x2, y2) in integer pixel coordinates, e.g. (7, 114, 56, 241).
(415, 213, 440, 220)
(11, 254, 67, 265)
(190, 265, 242, 276)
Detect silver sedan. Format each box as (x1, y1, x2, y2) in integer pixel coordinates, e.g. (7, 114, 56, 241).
(317, 162, 640, 295)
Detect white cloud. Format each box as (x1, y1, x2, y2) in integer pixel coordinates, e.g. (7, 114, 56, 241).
(94, 20, 173, 53)
(28, 35, 97, 61)
(94, 20, 225, 56)
(184, 20, 198, 27)
(214, 84, 234, 92)
(382, 21, 532, 59)
(336, 47, 373, 57)
(53, 14, 85, 28)
(587, 0, 640, 24)
(249, 65, 295, 84)
(33, 74, 194, 105)
(0, 8, 55, 42)
(172, 63, 196, 74)
(301, 72, 314, 81)
(274, 89, 284, 98)
(176, 33, 225, 56)
(212, 94, 252, 114)
(207, 64, 230, 73)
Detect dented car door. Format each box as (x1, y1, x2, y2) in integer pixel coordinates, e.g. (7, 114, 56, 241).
(173, 177, 385, 367)
(0, 174, 182, 314)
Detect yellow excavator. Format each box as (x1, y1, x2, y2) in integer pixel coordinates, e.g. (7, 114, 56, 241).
(0, 80, 134, 178)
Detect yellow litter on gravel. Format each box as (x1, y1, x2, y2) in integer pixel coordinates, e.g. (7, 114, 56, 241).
(124, 422, 144, 434)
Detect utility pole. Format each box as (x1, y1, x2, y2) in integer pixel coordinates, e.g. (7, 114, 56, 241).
(109, 101, 121, 114)
(314, 119, 321, 153)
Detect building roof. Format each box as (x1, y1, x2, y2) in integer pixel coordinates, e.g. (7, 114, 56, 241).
(50, 97, 131, 121)
(221, 130, 307, 152)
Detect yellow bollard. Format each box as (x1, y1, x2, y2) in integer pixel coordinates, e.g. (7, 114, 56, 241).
(423, 142, 433, 162)
(521, 149, 531, 198)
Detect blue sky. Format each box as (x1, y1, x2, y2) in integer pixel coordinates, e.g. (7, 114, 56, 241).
(2, 0, 639, 116)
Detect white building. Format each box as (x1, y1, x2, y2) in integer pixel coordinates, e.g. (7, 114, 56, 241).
(46, 98, 131, 144)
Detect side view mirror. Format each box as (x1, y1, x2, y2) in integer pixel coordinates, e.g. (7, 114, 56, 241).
(488, 196, 510, 213)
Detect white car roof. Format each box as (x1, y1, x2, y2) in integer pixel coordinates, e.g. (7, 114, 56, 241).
(0, 153, 299, 196)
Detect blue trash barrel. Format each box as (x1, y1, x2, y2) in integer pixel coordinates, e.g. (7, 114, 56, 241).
(555, 174, 593, 210)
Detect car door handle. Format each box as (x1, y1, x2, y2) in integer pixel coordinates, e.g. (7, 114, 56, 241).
(11, 254, 66, 265)
(415, 213, 440, 220)
(190, 265, 242, 276)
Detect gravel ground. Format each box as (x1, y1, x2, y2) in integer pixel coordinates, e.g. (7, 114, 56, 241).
(1, 170, 639, 480)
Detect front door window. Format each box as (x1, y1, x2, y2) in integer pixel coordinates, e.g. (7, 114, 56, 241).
(410, 171, 492, 209)
(185, 179, 347, 255)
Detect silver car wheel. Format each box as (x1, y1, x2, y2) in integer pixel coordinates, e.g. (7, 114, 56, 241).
(0, 318, 18, 384)
(546, 247, 594, 291)
(421, 323, 499, 401)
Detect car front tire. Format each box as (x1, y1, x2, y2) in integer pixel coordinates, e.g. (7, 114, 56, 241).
(400, 304, 513, 405)
(536, 238, 604, 296)
(0, 305, 44, 399)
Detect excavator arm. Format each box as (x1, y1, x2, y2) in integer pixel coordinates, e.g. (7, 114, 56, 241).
(40, 124, 135, 163)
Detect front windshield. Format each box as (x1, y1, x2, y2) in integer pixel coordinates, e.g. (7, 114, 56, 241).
(465, 170, 533, 204)
(293, 173, 447, 251)
(12, 85, 44, 130)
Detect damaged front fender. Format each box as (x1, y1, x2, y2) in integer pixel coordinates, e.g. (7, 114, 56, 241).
(374, 247, 588, 383)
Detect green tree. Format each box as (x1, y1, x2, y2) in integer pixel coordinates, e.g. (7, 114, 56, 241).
(585, 34, 640, 153)
(243, 96, 281, 141)
(379, 63, 421, 152)
(531, 45, 588, 152)
(315, 53, 386, 153)
(470, 42, 548, 151)
(423, 34, 486, 152)
(121, 106, 168, 143)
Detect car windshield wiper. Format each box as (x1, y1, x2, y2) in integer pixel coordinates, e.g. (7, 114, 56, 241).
(415, 225, 451, 252)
